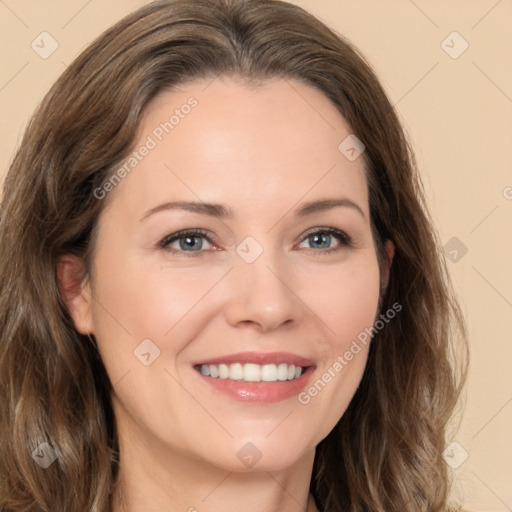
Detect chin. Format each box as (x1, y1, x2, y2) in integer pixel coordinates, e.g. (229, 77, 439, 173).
(199, 435, 314, 474)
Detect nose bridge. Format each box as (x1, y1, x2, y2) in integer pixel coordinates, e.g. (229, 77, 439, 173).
(223, 238, 302, 330)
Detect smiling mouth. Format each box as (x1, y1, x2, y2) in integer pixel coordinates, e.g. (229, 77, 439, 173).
(192, 352, 316, 403)
(194, 362, 305, 382)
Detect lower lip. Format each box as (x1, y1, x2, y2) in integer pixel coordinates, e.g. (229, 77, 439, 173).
(195, 367, 315, 403)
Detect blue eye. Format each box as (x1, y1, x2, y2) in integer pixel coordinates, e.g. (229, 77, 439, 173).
(298, 228, 351, 253)
(159, 227, 351, 257)
(160, 229, 214, 255)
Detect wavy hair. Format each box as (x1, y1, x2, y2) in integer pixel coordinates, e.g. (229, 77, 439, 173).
(0, 0, 468, 510)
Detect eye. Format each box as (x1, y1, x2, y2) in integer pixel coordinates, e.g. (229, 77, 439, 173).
(297, 227, 352, 254)
(160, 229, 215, 256)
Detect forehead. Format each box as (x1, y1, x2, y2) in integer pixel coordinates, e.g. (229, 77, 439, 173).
(103, 76, 369, 222)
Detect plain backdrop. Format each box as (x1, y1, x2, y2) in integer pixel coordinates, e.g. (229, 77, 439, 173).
(0, 1, 511, 510)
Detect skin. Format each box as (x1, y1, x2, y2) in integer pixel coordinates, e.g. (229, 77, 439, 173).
(60, 76, 393, 512)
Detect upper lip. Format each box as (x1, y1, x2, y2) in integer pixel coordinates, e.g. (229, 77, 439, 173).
(193, 351, 316, 368)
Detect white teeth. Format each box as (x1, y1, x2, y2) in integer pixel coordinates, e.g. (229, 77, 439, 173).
(218, 364, 229, 379)
(199, 363, 304, 382)
(261, 364, 277, 382)
(243, 363, 261, 382)
(277, 363, 288, 381)
(229, 363, 244, 380)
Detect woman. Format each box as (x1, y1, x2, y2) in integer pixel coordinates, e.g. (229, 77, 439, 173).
(0, 0, 468, 511)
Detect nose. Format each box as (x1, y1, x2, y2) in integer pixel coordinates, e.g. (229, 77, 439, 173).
(222, 248, 304, 333)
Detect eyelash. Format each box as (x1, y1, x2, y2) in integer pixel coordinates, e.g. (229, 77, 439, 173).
(159, 227, 352, 258)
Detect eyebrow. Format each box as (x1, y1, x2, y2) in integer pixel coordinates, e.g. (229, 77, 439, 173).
(141, 201, 233, 221)
(295, 198, 365, 219)
(140, 198, 365, 221)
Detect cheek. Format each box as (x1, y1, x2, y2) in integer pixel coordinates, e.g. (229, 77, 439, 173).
(91, 245, 381, 362)
(297, 256, 380, 428)
(302, 256, 382, 347)
(89, 250, 227, 364)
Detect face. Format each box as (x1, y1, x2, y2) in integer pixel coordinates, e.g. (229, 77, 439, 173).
(66, 77, 387, 473)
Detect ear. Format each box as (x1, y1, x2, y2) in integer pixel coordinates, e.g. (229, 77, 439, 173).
(380, 239, 395, 291)
(57, 255, 94, 335)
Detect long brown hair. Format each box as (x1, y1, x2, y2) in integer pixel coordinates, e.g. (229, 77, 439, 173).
(0, 0, 468, 510)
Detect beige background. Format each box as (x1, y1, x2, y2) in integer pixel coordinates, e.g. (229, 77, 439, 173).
(0, 1, 511, 510)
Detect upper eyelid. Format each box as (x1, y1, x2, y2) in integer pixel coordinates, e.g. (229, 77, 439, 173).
(298, 227, 352, 246)
(301, 226, 349, 238)
(160, 228, 215, 246)
(160, 227, 351, 250)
